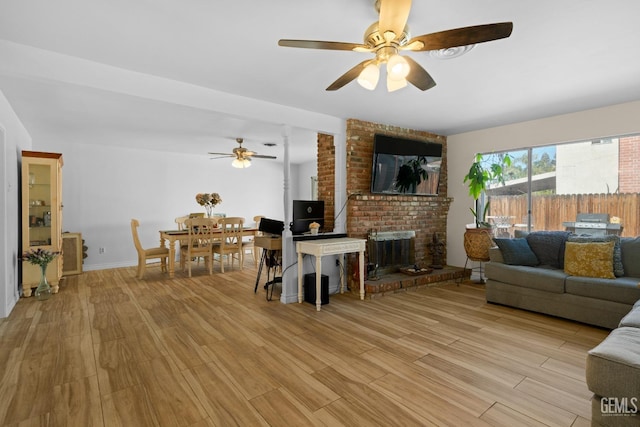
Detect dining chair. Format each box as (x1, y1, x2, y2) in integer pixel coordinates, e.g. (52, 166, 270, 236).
(180, 217, 216, 277)
(131, 218, 170, 279)
(175, 215, 189, 230)
(212, 216, 244, 273)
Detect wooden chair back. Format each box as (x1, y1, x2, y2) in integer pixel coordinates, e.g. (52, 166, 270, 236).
(175, 215, 189, 230)
(213, 217, 244, 272)
(185, 217, 216, 255)
(181, 217, 216, 276)
(131, 218, 144, 255)
(130, 218, 169, 279)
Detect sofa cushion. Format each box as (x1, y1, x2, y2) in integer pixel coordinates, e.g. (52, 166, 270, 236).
(485, 262, 566, 293)
(488, 246, 504, 263)
(493, 238, 539, 266)
(568, 234, 624, 277)
(526, 231, 571, 268)
(619, 300, 640, 327)
(565, 276, 640, 305)
(620, 237, 640, 278)
(564, 241, 616, 279)
(586, 327, 640, 401)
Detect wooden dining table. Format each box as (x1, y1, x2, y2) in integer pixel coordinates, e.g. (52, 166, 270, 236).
(159, 227, 258, 278)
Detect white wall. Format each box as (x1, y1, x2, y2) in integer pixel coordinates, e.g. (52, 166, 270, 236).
(0, 91, 31, 317)
(447, 100, 640, 268)
(33, 139, 285, 270)
(293, 159, 317, 201)
(556, 140, 619, 194)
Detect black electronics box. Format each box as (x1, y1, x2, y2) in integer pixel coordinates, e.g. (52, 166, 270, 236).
(259, 218, 284, 235)
(303, 273, 329, 305)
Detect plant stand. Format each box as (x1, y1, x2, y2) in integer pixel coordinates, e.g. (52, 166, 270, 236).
(462, 228, 494, 284)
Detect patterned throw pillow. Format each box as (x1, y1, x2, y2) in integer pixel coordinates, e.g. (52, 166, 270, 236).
(564, 241, 616, 279)
(493, 238, 539, 266)
(568, 234, 624, 276)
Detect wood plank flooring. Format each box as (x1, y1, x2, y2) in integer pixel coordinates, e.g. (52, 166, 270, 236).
(0, 261, 608, 426)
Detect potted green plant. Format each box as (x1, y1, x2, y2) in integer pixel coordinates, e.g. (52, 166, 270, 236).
(463, 153, 511, 228)
(462, 153, 511, 275)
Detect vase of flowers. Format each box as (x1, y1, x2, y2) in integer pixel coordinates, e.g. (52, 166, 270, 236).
(21, 248, 59, 301)
(195, 193, 222, 218)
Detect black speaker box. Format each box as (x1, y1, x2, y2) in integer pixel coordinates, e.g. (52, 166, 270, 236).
(259, 217, 284, 235)
(303, 273, 329, 305)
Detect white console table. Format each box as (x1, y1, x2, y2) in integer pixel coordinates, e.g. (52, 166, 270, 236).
(296, 237, 366, 311)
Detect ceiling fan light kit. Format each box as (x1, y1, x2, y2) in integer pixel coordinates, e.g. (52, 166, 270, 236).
(278, 0, 512, 92)
(357, 63, 380, 90)
(387, 53, 410, 80)
(209, 138, 276, 168)
(232, 158, 251, 168)
(387, 76, 407, 92)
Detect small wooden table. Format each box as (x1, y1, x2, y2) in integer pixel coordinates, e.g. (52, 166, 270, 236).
(296, 237, 366, 311)
(159, 227, 258, 278)
(253, 235, 282, 299)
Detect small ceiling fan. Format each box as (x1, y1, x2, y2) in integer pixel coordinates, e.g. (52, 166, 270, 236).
(208, 138, 277, 169)
(278, 0, 512, 92)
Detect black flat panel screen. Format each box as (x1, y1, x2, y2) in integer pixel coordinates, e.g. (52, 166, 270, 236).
(371, 134, 442, 196)
(291, 200, 324, 235)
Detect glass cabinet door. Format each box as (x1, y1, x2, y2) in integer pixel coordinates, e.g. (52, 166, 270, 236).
(21, 150, 63, 297)
(26, 162, 54, 247)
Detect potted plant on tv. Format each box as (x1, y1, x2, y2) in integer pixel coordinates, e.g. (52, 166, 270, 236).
(462, 153, 511, 276)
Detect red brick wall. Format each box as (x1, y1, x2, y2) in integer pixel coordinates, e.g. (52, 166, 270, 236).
(346, 118, 451, 266)
(317, 133, 335, 232)
(316, 119, 452, 273)
(619, 136, 640, 192)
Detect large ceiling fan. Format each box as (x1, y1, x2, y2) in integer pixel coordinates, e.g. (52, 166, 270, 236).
(278, 0, 513, 92)
(208, 138, 277, 169)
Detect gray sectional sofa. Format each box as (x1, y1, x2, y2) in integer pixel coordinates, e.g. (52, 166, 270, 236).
(485, 232, 640, 329)
(484, 231, 640, 426)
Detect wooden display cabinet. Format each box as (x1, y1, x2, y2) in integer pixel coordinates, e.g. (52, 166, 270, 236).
(21, 151, 63, 296)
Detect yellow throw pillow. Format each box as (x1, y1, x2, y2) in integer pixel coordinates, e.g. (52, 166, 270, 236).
(564, 241, 615, 279)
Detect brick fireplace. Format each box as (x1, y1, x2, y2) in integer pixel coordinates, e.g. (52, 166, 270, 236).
(317, 119, 454, 294)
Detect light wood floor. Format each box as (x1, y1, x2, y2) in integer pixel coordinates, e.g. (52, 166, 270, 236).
(0, 260, 608, 426)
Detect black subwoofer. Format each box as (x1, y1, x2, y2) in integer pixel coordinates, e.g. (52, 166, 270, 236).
(303, 273, 329, 305)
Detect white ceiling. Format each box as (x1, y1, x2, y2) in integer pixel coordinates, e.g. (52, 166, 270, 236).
(1, 0, 640, 164)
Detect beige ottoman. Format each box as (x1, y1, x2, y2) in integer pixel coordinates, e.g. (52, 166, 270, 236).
(586, 326, 640, 426)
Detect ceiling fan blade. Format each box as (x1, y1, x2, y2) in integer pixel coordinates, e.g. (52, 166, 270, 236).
(326, 59, 373, 91)
(209, 155, 234, 160)
(278, 39, 370, 52)
(407, 22, 513, 51)
(378, 0, 412, 40)
(251, 154, 278, 159)
(404, 56, 436, 91)
(208, 152, 233, 156)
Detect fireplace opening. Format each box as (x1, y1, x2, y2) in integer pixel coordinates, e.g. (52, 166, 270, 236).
(367, 230, 416, 277)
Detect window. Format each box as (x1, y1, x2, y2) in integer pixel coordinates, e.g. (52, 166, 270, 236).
(480, 133, 640, 237)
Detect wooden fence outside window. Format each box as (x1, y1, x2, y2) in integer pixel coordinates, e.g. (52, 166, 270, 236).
(488, 193, 640, 237)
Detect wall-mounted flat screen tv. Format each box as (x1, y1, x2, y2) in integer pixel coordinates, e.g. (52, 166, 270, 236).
(370, 134, 442, 196)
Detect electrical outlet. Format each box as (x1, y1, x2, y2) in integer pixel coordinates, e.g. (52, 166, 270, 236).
(98, 247, 105, 254)
(335, 258, 340, 267)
